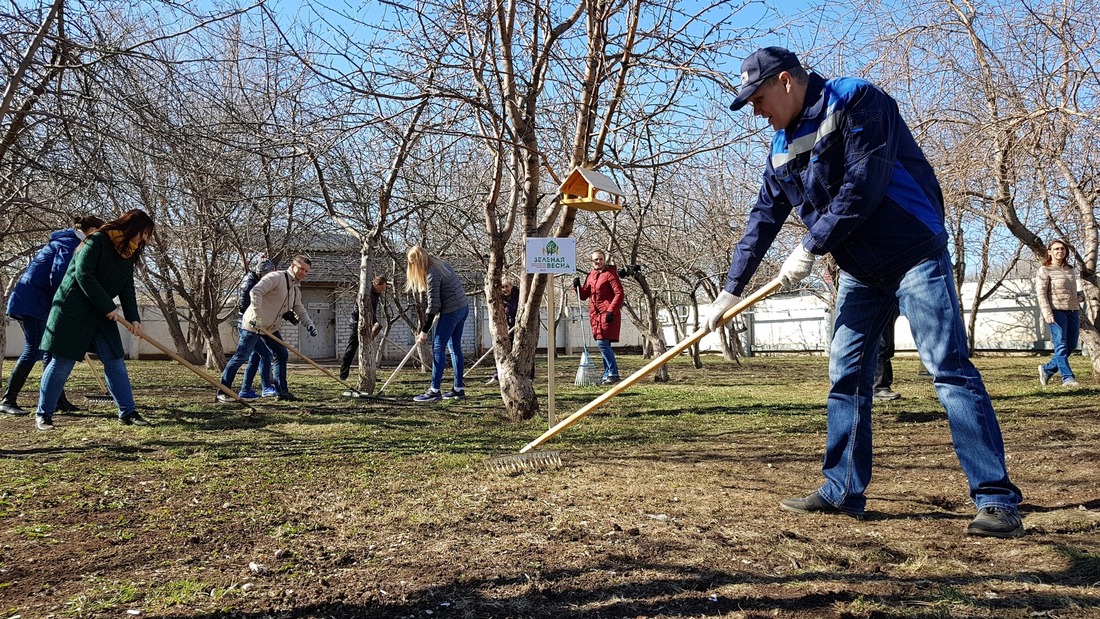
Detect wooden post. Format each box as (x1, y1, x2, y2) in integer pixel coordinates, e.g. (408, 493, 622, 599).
(547, 274, 556, 427)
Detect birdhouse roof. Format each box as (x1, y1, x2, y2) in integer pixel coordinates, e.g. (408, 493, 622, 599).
(559, 167, 624, 197)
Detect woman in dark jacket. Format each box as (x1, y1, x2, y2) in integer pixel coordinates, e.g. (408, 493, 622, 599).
(406, 245, 469, 402)
(33, 209, 155, 430)
(2, 215, 104, 416)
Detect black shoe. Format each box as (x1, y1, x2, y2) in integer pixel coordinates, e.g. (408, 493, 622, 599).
(120, 412, 153, 426)
(56, 398, 82, 413)
(276, 392, 302, 402)
(967, 506, 1024, 538)
(338, 368, 349, 381)
(1, 402, 29, 416)
(779, 492, 863, 519)
(442, 389, 466, 400)
(873, 389, 901, 401)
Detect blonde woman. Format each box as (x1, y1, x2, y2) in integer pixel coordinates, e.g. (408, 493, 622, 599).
(406, 246, 469, 402)
(1036, 239, 1083, 387)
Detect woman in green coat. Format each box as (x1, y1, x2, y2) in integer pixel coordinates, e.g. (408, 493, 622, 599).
(34, 209, 155, 430)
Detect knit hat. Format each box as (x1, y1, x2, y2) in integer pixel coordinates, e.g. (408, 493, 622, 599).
(253, 254, 276, 273)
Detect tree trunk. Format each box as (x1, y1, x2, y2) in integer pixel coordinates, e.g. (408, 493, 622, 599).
(354, 242, 381, 394)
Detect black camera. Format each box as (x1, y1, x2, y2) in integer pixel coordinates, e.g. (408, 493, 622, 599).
(282, 311, 300, 325)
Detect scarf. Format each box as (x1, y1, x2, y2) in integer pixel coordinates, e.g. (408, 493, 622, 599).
(105, 229, 140, 259)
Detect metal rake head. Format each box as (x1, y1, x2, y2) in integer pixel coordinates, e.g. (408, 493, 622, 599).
(484, 450, 563, 475)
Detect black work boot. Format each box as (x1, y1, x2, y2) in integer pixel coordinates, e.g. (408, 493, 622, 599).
(1, 358, 35, 416)
(55, 391, 82, 413)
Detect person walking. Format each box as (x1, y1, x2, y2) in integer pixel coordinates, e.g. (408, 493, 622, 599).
(3, 215, 105, 417)
(1036, 239, 1082, 388)
(237, 255, 277, 399)
(405, 246, 469, 402)
(708, 46, 1022, 537)
(575, 250, 624, 385)
(33, 209, 155, 430)
(218, 254, 317, 403)
(339, 275, 388, 381)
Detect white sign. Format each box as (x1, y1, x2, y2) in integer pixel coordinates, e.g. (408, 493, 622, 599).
(525, 237, 576, 274)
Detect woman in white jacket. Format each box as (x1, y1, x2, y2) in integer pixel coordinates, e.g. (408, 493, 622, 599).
(1036, 239, 1082, 387)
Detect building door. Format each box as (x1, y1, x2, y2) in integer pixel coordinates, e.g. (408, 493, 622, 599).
(299, 289, 336, 359)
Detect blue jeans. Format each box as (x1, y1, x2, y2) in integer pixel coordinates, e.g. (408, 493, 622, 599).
(1042, 310, 1078, 383)
(821, 250, 1021, 514)
(237, 321, 273, 392)
(430, 306, 468, 392)
(37, 332, 136, 418)
(14, 315, 47, 365)
(221, 328, 289, 394)
(596, 339, 619, 380)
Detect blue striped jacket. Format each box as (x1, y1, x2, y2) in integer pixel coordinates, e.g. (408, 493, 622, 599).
(724, 73, 948, 295)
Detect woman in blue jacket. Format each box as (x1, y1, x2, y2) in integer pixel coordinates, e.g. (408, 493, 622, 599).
(2, 215, 104, 416)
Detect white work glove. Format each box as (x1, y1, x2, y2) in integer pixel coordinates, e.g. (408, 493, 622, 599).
(706, 290, 741, 332)
(779, 245, 816, 288)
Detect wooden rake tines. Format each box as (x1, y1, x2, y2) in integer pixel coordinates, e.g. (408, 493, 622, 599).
(516, 278, 784, 455)
(114, 317, 257, 414)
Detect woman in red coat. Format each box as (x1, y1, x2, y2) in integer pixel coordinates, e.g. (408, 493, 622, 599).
(576, 249, 624, 384)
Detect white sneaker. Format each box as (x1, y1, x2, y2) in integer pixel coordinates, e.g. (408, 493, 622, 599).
(1038, 365, 1051, 386)
(1063, 379, 1080, 387)
(35, 415, 54, 431)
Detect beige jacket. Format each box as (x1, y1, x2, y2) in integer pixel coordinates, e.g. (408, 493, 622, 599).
(242, 269, 314, 334)
(1035, 264, 1080, 324)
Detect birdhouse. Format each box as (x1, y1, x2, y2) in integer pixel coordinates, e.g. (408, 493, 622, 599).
(558, 166, 624, 212)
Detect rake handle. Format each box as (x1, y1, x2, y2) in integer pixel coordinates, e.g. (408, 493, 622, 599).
(83, 356, 109, 394)
(464, 325, 516, 377)
(114, 317, 256, 412)
(379, 343, 418, 395)
(261, 328, 356, 392)
(519, 279, 783, 453)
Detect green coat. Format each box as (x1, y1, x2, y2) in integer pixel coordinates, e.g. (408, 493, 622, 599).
(42, 232, 141, 361)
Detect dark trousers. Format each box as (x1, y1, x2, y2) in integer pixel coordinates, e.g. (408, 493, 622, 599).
(340, 334, 359, 376)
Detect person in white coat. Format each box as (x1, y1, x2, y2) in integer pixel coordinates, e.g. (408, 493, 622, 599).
(218, 255, 316, 402)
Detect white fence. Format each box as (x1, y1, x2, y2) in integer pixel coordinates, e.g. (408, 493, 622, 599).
(2, 278, 1070, 361)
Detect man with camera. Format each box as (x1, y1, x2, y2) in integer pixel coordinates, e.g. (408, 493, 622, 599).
(218, 254, 317, 403)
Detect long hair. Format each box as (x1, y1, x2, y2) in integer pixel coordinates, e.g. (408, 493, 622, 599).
(74, 214, 105, 232)
(1042, 239, 1073, 267)
(405, 245, 434, 293)
(98, 209, 155, 259)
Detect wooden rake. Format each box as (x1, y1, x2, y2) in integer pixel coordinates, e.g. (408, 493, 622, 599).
(486, 279, 783, 472)
(261, 328, 400, 402)
(114, 317, 257, 414)
(82, 356, 115, 403)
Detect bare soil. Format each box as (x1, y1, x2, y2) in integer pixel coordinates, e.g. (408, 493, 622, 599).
(0, 355, 1097, 618)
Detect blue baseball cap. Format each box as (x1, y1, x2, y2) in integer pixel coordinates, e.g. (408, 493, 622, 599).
(730, 47, 801, 111)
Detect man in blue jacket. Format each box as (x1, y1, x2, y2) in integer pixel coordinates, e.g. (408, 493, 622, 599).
(706, 47, 1023, 538)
